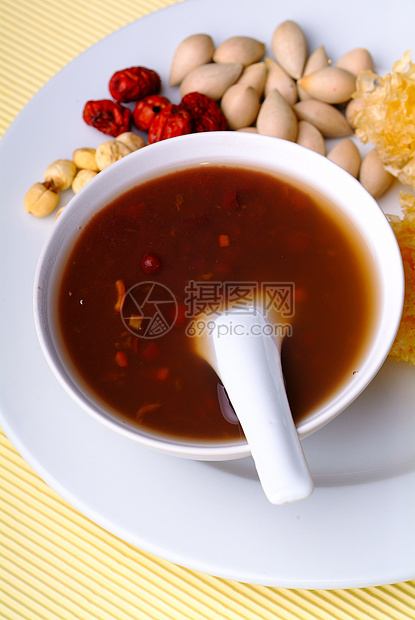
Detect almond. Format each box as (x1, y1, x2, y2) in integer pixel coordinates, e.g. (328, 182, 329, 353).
(298, 45, 330, 100)
(169, 34, 214, 87)
(327, 139, 361, 177)
(271, 20, 308, 79)
(359, 148, 394, 198)
(293, 100, 353, 138)
(296, 120, 326, 155)
(345, 98, 366, 129)
(179, 62, 243, 100)
(303, 45, 330, 75)
(298, 66, 356, 104)
(264, 58, 298, 105)
(336, 48, 374, 77)
(221, 84, 261, 130)
(257, 89, 298, 141)
(237, 62, 267, 97)
(213, 36, 265, 67)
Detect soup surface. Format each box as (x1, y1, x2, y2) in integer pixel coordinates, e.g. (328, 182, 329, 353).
(58, 164, 376, 442)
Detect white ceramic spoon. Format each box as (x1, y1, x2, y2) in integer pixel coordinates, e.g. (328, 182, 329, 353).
(194, 307, 314, 505)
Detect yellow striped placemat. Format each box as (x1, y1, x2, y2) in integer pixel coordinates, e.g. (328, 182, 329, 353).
(1, 429, 415, 619)
(1, 1, 415, 618)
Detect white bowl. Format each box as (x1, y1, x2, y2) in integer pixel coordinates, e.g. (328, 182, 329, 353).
(34, 131, 404, 460)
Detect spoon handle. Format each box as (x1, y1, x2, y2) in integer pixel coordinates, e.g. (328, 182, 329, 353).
(211, 312, 314, 505)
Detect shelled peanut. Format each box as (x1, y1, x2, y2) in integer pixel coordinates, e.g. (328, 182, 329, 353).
(169, 24, 394, 200)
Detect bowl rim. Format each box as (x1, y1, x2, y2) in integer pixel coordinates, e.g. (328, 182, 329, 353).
(33, 131, 404, 460)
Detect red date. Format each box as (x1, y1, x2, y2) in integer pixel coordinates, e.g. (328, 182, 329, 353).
(148, 104, 192, 144)
(83, 99, 131, 137)
(180, 92, 227, 132)
(133, 95, 171, 131)
(109, 66, 161, 103)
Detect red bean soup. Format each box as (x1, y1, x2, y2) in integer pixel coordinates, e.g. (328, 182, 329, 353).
(58, 164, 377, 443)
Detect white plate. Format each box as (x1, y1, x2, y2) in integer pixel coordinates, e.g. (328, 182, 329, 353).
(1, 0, 415, 589)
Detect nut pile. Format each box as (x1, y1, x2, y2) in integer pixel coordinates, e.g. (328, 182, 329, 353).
(24, 132, 146, 217)
(170, 26, 394, 198)
(24, 20, 398, 217)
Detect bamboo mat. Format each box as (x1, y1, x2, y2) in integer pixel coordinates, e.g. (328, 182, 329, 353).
(1, 0, 415, 618)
